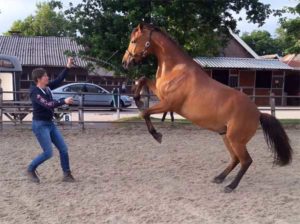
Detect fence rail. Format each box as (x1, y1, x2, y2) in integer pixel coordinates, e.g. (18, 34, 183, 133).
(0, 90, 299, 130)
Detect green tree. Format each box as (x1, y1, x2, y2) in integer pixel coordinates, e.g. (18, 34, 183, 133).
(5, 1, 73, 36)
(241, 30, 283, 55)
(276, 3, 300, 54)
(241, 3, 300, 56)
(65, 0, 273, 77)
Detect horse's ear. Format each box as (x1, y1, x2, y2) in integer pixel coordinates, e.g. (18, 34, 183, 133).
(137, 23, 144, 33)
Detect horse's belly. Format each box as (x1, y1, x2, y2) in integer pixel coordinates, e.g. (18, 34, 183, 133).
(177, 110, 226, 132)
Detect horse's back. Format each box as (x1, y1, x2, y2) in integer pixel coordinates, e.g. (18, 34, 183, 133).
(176, 69, 260, 133)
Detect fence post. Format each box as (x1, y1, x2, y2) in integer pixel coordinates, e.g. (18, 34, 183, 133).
(0, 87, 3, 130)
(117, 88, 120, 120)
(270, 92, 276, 117)
(142, 86, 150, 109)
(78, 93, 84, 130)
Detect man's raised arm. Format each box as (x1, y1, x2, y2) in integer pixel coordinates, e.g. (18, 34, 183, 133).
(48, 57, 75, 90)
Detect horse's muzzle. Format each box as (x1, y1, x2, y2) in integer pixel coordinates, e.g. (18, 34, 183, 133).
(122, 60, 128, 70)
(122, 58, 137, 70)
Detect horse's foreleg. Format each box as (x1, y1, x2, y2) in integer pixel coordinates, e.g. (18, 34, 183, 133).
(141, 101, 170, 143)
(133, 76, 157, 111)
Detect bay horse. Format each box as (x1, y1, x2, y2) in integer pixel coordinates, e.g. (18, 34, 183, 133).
(122, 23, 293, 193)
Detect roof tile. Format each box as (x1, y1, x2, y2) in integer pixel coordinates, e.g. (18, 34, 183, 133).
(194, 57, 293, 70)
(0, 36, 87, 67)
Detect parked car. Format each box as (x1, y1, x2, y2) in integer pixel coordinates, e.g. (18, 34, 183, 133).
(52, 83, 132, 107)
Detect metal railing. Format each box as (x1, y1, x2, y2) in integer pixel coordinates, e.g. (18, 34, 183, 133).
(0, 90, 299, 130)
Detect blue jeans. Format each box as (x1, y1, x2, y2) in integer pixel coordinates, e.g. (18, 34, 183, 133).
(28, 120, 70, 173)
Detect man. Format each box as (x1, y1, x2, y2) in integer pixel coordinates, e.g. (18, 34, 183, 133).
(161, 111, 175, 123)
(27, 57, 75, 183)
(121, 81, 126, 93)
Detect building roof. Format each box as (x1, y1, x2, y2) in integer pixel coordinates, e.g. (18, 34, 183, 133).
(228, 29, 260, 59)
(281, 54, 300, 69)
(194, 57, 294, 70)
(0, 36, 87, 67)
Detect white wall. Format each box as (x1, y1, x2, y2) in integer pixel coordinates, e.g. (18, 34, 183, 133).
(0, 72, 14, 100)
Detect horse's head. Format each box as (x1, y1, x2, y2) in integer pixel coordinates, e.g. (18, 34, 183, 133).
(122, 23, 154, 70)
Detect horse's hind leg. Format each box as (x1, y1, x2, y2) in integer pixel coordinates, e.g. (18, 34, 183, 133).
(212, 135, 239, 184)
(224, 142, 253, 193)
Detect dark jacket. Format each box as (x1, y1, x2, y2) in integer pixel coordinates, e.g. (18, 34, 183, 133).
(30, 68, 69, 121)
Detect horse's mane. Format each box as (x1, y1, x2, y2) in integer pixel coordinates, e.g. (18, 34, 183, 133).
(133, 23, 179, 47)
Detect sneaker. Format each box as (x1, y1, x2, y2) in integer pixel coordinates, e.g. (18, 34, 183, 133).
(62, 171, 75, 182)
(26, 170, 40, 184)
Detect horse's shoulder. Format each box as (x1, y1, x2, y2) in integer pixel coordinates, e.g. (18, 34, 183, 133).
(162, 74, 188, 93)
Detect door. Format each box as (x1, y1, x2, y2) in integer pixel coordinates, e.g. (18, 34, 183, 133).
(284, 73, 300, 106)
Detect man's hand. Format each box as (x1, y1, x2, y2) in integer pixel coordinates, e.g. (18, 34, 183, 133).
(64, 97, 74, 105)
(66, 57, 75, 68)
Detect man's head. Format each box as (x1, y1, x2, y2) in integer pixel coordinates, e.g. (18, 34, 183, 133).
(32, 68, 49, 86)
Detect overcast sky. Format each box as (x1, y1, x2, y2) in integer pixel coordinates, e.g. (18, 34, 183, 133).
(0, 0, 298, 36)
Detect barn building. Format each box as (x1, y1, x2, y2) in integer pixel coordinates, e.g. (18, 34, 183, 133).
(0, 35, 129, 97)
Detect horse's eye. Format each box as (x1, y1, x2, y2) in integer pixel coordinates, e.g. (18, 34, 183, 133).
(131, 40, 136, 44)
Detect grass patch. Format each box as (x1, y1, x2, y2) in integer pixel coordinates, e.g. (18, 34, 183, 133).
(279, 119, 300, 125)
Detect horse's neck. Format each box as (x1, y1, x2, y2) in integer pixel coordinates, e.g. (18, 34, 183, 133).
(151, 32, 194, 79)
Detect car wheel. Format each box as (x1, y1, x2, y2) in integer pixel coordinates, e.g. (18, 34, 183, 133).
(120, 101, 125, 108)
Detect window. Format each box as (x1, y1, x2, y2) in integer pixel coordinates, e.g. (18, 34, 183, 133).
(20, 81, 31, 89)
(0, 59, 14, 68)
(255, 71, 272, 88)
(229, 76, 238, 87)
(212, 70, 229, 85)
(87, 85, 102, 93)
(76, 75, 87, 82)
(65, 75, 75, 82)
(64, 85, 83, 93)
(272, 76, 283, 89)
(21, 72, 28, 81)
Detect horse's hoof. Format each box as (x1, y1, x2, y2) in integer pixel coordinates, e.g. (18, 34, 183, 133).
(224, 186, 234, 193)
(212, 177, 224, 184)
(153, 132, 163, 144)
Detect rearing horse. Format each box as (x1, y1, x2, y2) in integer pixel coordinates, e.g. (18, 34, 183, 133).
(122, 23, 293, 193)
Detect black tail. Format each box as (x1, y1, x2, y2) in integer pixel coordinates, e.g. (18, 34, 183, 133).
(260, 113, 293, 166)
